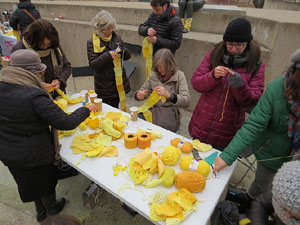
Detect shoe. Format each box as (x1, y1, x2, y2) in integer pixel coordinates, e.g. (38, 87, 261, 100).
(34, 199, 47, 222)
(183, 28, 189, 33)
(42, 191, 67, 215)
(52, 198, 66, 215)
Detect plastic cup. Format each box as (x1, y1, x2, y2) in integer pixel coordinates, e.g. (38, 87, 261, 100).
(94, 98, 102, 111)
(80, 90, 88, 102)
(130, 107, 139, 121)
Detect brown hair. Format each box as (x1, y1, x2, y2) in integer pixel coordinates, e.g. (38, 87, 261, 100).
(210, 40, 261, 73)
(152, 48, 178, 75)
(150, 0, 170, 7)
(40, 214, 82, 225)
(22, 19, 59, 50)
(284, 67, 300, 101)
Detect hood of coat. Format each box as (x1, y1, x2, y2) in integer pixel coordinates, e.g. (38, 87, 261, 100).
(18, 2, 36, 9)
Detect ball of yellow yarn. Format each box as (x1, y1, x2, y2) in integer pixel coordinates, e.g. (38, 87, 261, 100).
(179, 156, 210, 177)
(161, 145, 182, 166)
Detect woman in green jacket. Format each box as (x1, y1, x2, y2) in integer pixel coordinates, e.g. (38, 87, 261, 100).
(214, 49, 300, 200)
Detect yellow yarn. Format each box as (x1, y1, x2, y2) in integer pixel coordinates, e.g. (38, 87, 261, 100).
(179, 156, 210, 177)
(161, 167, 175, 188)
(54, 98, 68, 111)
(161, 145, 182, 166)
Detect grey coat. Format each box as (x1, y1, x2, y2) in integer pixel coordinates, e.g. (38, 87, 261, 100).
(136, 70, 190, 132)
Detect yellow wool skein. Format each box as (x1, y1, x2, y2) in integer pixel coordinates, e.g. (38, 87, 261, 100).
(161, 145, 182, 166)
(179, 155, 210, 177)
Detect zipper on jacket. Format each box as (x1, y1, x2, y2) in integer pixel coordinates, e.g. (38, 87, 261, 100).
(258, 138, 271, 152)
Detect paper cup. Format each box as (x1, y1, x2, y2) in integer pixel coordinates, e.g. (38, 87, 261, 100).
(50, 13, 55, 19)
(80, 90, 88, 102)
(94, 98, 102, 111)
(130, 107, 139, 121)
(90, 93, 97, 103)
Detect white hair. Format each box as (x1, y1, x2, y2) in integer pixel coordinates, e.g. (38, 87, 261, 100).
(92, 10, 116, 36)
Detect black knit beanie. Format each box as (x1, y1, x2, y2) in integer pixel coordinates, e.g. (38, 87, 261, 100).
(223, 18, 253, 42)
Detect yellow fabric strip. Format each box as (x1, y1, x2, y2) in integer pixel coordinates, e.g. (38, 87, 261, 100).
(142, 37, 153, 80)
(93, 33, 106, 53)
(138, 90, 166, 123)
(113, 55, 126, 112)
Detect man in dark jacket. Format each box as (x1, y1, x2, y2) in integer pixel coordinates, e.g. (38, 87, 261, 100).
(138, 0, 183, 55)
(9, 0, 41, 35)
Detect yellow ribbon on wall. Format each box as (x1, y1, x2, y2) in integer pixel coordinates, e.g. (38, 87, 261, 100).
(142, 37, 153, 80)
(113, 54, 127, 112)
(138, 90, 166, 123)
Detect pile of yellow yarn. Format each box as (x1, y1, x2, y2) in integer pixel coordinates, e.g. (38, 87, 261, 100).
(179, 155, 210, 177)
(161, 145, 182, 166)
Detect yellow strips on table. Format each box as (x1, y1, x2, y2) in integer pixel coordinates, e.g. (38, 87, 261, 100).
(113, 54, 126, 112)
(142, 37, 153, 80)
(138, 90, 166, 123)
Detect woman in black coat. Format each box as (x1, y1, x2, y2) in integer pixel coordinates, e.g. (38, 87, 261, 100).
(0, 49, 97, 222)
(87, 10, 131, 108)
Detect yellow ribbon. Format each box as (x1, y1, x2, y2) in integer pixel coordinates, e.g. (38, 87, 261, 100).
(138, 90, 166, 123)
(113, 54, 127, 112)
(142, 37, 153, 80)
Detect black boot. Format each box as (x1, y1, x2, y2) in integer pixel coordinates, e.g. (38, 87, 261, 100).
(34, 199, 47, 222)
(41, 191, 66, 215)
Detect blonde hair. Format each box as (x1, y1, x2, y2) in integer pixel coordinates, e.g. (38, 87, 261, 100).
(152, 48, 178, 74)
(92, 10, 116, 36)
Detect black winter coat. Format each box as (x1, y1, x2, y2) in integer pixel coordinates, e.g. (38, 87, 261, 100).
(250, 191, 285, 225)
(9, 2, 41, 35)
(87, 32, 131, 102)
(0, 82, 90, 170)
(138, 6, 183, 55)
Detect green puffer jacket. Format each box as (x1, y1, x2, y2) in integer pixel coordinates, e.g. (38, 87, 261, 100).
(220, 76, 292, 171)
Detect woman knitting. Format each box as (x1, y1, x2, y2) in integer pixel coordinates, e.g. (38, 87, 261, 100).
(87, 10, 131, 109)
(135, 48, 190, 132)
(214, 49, 300, 202)
(188, 17, 265, 150)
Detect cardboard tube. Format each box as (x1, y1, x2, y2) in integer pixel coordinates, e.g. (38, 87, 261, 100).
(138, 133, 151, 149)
(124, 133, 138, 149)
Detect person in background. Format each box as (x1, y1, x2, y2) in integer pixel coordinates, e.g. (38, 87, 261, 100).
(87, 10, 131, 108)
(135, 48, 190, 132)
(12, 19, 71, 99)
(250, 161, 300, 225)
(138, 0, 183, 55)
(189, 17, 265, 150)
(178, 0, 205, 33)
(9, 0, 41, 36)
(0, 49, 97, 222)
(41, 214, 83, 225)
(214, 49, 300, 204)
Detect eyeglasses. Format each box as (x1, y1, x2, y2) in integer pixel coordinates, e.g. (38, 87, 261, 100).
(226, 42, 246, 50)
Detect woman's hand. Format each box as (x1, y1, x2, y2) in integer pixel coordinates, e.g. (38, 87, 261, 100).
(51, 79, 61, 90)
(42, 82, 52, 90)
(213, 156, 228, 174)
(214, 66, 230, 79)
(109, 50, 119, 59)
(86, 104, 98, 112)
(155, 86, 170, 99)
(137, 89, 149, 100)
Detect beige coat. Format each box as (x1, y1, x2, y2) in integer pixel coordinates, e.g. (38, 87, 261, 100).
(137, 70, 190, 132)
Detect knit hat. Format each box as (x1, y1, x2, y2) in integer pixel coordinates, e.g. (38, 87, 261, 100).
(272, 161, 300, 225)
(223, 18, 253, 43)
(291, 49, 300, 69)
(9, 49, 47, 74)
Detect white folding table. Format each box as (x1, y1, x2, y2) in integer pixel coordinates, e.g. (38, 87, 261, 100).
(59, 101, 236, 225)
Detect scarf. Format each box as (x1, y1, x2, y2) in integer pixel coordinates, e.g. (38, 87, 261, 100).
(222, 51, 249, 68)
(156, 71, 174, 83)
(284, 72, 300, 161)
(22, 38, 63, 82)
(142, 37, 153, 79)
(92, 32, 112, 53)
(1, 66, 61, 163)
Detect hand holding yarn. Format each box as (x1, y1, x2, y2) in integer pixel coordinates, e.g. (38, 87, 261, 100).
(154, 86, 170, 99)
(137, 89, 149, 100)
(214, 66, 230, 78)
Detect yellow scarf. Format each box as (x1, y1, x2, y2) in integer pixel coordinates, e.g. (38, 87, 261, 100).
(138, 90, 166, 123)
(142, 37, 153, 80)
(113, 54, 126, 112)
(92, 33, 112, 53)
